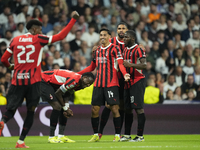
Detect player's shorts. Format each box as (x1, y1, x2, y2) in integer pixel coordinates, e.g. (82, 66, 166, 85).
(40, 81, 58, 102)
(92, 86, 119, 106)
(124, 78, 146, 110)
(6, 82, 41, 110)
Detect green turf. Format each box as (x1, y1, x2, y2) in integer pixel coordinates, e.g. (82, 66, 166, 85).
(0, 135, 200, 150)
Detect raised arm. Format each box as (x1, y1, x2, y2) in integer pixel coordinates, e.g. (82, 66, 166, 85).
(78, 61, 96, 75)
(51, 11, 79, 43)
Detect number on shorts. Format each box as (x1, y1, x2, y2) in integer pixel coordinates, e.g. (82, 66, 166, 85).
(108, 91, 114, 98)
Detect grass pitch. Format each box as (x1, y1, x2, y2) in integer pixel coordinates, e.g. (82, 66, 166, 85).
(0, 135, 200, 150)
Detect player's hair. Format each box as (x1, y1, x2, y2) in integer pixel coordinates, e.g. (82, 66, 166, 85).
(126, 30, 136, 38)
(99, 28, 111, 35)
(26, 19, 42, 30)
(117, 22, 128, 28)
(82, 72, 95, 80)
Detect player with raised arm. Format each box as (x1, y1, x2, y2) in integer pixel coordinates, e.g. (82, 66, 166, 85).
(41, 70, 94, 143)
(0, 11, 79, 148)
(78, 28, 130, 142)
(120, 30, 146, 142)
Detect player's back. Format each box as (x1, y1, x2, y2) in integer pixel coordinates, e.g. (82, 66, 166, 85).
(11, 33, 49, 85)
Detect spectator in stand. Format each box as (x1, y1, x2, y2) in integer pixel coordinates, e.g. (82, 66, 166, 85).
(43, 0, 56, 16)
(4, 14, 17, 33)
(12, 23, 25, 38)
(119, 8, 127, 23)
(193, 48, 200, 66)
(53, 50, 64, 67)
(92, 0, 102, 16)
(72, 62, 81, 72)
(71, 0, 90, 15)
(147, 3, 161, 23)
(41, 52, 48, 71)
(157, 0, 169, 14)
(144, 78, 164, 104)
(0, 30, 13, 47)
(32, 7, 42, 22)
(69, 30, 82, 52)
(163, 74, 177, 99)
(75, 15, 88, 33)
(49, 6, 61, 25)
(194, 66, 200, 86)
(143, 62, 155, 80)
(135, 21, 145, 43)
(166, 3, 176, 21)
(132, 2, 142, 25)
(148, 20, 158, 42)
(96, 7, 111, 28)
(157, 14, 167, 30)
(186, 30, 200, 49)
(0, 42, 7, 58)
(172, 14, 187, 32)
(80, 56, 88, 70)
(173, 86, 183, 100)
(155, 49, 169, 80)
(165, 19, 175, 40)
(27, 0, 43, 16)
(181, 74, 198, 98)
(183, 58, 194, 76)
(16, 5, 28, 24)
(61, 57, 72, 70)
(193, 15, 200, 30)
(174, 0, 191, 21)
(84, 7, 93, 24)
(140, 30, 153, 48)
(165, 89, 174, 100)
(157, 30, 167, 52)
(156, 72, 164, 86)
(66, 25, 77, 42)
(174, 66, 186, 86)
(174, 49, 185, 67)
(185, 44, 195, 65)
(123, 0, 135, 14)
(71, 50, 81, 66)
(181, 18, 195, 42)
(147, 41, 160, 69)
(108, 15, 118, 32)
(0, 5, 17, 25)
(184, 89, 196, 101)
(141, 0, 150, 16)
(79, 41, 92, 62)
(60, 42, 71, 58)
(52, 63, 60, 69)
(81, 23, 99, 48)
(174, 31, 185, 50)
(46, 55, 54, 70)
(42, 14, 53, 34)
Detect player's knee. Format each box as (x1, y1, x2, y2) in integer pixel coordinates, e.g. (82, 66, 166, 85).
(110, 105, 119, 114)
(91, 106, 99, 116)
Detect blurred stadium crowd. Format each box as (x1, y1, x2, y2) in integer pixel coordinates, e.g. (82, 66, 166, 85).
(0, 0, 200, 105)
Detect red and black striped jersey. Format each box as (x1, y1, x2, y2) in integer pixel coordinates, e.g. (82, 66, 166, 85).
(42, 69, 81, 92)
(109, 37, 125, 53)
(8, 33, 53, 85)
(123, 44, 146, 89)
(93, 43, 123, 87)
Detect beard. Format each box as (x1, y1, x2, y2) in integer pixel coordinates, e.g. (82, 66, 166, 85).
(118, 33, 124, 39)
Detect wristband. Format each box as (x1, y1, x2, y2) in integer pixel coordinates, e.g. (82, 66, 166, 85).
(65, 103, 69, 108)
(63, 103, 69, 111)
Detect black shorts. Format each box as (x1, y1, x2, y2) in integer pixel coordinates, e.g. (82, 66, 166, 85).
(6, 82, 41, 110)
(40, 81, 58, 102)
(92, 86, 119, 106)
(124, 78, 146, 109)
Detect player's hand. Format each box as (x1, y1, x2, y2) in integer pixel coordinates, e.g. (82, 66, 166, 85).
(123, 61, 132, 68)
(8, 64, 14, 70)
(92, 46, 98, 53)
(124, 73, 130, 82)
(63, 108, 73, 118)
(71, 11, 79, 20)
(139, 44, 145, 51)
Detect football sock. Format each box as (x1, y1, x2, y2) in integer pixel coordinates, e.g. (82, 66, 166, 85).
(19, 111, 34, 141)
(99, 107, 111, 134)
(137, 113, 146, 136)
(119, 109, 124, 132)
(124, 113, 133, 135)
(17, 140, 24, 144)
(59, 109, 67, 135)
(113, 117, 121, 134)
(50, 109, 60, 136)
(91, 117, 99, 134)
(1, 110, 15, 123)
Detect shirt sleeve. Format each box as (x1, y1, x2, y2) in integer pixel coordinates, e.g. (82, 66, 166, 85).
(1, 39, 14, 67)
(112, 46, 123, 60)
(60, 78, 79, 93)
(137, 48, 146, 60)
(37, 34, 52, 46)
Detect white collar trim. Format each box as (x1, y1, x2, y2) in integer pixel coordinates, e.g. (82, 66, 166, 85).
(101, 43, 111, 49)
(116, 37, 124, 44)
(127, 44, 137, 49)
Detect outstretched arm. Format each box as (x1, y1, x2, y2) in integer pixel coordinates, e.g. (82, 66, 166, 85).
(51, 11, 79, 43)
(118, 59, 130, 81)
(123, 58, 147, 70)
(78, 61, 96, 75)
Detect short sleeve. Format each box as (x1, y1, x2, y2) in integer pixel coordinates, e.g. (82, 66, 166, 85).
(60, 78, 79, 93)
(37, 34, 53, 46)
(112, 46, 123, 60)
(137, 48, 146, 60)
(6, 39, 14, 54)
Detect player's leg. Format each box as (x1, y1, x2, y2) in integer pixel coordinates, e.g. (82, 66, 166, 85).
(105, 86, 121, 142)
(98, 103, 111, 138)
(129, 79, 146, 142)
(0, 85, 25, 137)
(120, 88, 133, 142)
(88, 87, 104, 142)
